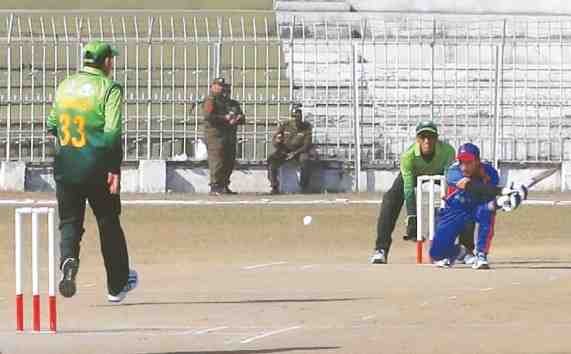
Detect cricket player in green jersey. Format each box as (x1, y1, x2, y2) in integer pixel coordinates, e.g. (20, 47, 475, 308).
(370, 121, 457, 264)
(47, 40, 137, 302)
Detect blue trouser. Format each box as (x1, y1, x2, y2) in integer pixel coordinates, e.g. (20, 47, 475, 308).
(429, 200, 496, 261)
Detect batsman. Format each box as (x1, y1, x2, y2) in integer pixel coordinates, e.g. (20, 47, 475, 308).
(429, 143, 528, 269)
(47, 40, 138, 302)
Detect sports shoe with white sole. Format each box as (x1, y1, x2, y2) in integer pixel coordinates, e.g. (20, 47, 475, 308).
(59, 258, 79, 298)
(107, 269, 138, 303)
(463, 254, 477, 266)
(370, 249, 387, 264)
(472, 253, 490, 270)
(434, 258, 452, 268)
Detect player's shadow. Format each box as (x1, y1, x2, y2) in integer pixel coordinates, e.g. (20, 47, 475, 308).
(493, 259, 571, 270)
(96, 297, 372, 308)
(143, 347, 340, 354)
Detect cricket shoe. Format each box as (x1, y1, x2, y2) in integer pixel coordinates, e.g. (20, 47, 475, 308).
(472, 253, 490, 270)
(59, 258, 79, 298)
(434, 258, 452, 268)
(462, 254, 477, 266)
(456, 246, 476, 265)
(209, 185, 224, 196)
(108, 269, 139, 303)
(370, 249, 387, 264)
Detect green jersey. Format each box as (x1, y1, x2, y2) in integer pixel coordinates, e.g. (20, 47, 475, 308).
(47, 66, 123, 184)
(400, 141, 455, 216)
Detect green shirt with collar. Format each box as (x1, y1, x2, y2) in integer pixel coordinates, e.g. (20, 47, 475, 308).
(47, 66, 123, 184)
(400, 140, 456, 216)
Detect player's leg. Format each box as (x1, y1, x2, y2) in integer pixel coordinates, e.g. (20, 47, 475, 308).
(298, 152, 313, 193)
(56, 182, 87, 297)
(429, 206, 471, 266)
(206, 133, 225, 194)
(267, 149, 286, 194)
(472, 203, 496, 270)
(371, 173, 404, 264)
(458, 221, 476, 264)
(223, 136, 238, 194)
(87, 180, 135, 302)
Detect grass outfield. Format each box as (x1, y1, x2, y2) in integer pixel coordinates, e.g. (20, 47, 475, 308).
(0, 201, 570, 266)
(1, 202, 571, 353)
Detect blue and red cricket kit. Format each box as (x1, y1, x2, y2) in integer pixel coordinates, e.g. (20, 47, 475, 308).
(429, 161, 499, 261)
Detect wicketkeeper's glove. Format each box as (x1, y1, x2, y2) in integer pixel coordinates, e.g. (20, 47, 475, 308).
(403, 215, 417, 241)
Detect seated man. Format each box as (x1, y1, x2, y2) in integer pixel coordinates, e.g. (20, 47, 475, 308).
(429, 143, 528, 270)
(267, 105, 317, 194)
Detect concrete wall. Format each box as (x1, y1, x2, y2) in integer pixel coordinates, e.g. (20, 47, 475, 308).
(277, 0, 571, 14)
(2, 160, 566, 193)
(349, 0, 571, 14)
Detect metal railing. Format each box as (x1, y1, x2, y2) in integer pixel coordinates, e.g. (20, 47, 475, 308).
(278, 13, 571, 165)
(0, 11, 287, 162)
(1, 11, 571, 165)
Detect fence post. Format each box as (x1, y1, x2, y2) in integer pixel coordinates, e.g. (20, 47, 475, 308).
(215, 16, 223, 78)
(288, 16, 295, 103)
(76, 17, 83, 71)
(6, 13, 15, 161)
(430, 18, 436, 119)
(492, 19, 506, 168)
(352, 42, 362, 192)
(146, 16, 155, 160)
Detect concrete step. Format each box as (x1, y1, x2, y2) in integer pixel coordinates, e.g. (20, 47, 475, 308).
(275, 0, 351, 12)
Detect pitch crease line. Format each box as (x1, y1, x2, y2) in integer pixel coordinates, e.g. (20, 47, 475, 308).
(242, 261, 288, 270)
(240, 326, 301, 344)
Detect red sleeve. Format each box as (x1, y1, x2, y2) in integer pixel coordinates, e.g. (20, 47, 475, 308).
(204, 99, 214, 113)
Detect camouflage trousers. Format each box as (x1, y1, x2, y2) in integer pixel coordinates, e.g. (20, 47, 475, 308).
(267, 147, 316, 192)
(206, 130, 237, 188)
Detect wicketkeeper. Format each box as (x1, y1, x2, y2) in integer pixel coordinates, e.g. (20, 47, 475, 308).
(370, 121, 456, 264)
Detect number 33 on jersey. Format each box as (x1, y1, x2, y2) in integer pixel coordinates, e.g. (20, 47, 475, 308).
(59, 113, 87, 148)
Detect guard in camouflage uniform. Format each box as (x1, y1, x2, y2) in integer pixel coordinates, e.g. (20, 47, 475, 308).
(221, 82, 245, 194)
(268, 105, 316, 194)
(47, 40, 137, 303)
(203, 78, 244, 195)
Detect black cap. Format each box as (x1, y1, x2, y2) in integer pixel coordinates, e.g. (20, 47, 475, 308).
(211, 77, 226, 86)
(415, 120, 438, 136)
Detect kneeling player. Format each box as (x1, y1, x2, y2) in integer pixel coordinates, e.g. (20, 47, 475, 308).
(429, 143, 527, 269)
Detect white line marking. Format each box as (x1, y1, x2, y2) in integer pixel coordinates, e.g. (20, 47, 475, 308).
(361, 315, 376, 321)
(448, 296, 457, 300)
(82, 283, 96, 288)
(242, 261, 287, 270)
(480, 288, 494, 292)
(300, 264, 318, 270)
(193, 326, 228, 335)
(0, 199, 568, 207)
(240, 326, 301, 344)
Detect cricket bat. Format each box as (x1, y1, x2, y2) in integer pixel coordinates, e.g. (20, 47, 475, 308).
(525, 168, 558, 189)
